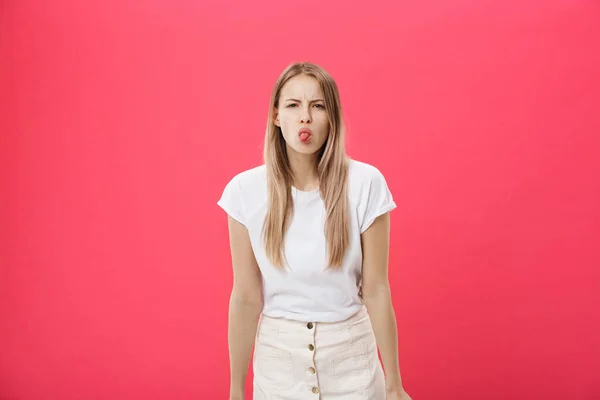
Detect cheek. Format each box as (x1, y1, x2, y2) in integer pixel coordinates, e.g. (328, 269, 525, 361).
(278, 115, 296, 140)
(317, 112, 328, 125)
(278, 111, 294, 127)
(317, 117, 329, 133)
(278, 117, 292, 134)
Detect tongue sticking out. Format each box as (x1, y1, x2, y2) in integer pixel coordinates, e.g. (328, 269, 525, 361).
(299, 132, 311, 142)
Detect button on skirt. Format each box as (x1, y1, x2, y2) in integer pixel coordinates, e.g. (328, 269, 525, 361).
(252, 306, 386, 399)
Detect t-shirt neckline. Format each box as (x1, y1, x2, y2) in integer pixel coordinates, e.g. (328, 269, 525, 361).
(292, 185, 320, 201)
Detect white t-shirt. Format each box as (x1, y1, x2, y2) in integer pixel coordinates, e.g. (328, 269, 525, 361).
(217, 159, 396, 323)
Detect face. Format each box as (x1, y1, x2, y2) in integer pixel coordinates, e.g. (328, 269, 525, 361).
(274, 74, 329, 156)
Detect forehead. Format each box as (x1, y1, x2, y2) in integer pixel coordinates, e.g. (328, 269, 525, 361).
(280, 75, 323, 99)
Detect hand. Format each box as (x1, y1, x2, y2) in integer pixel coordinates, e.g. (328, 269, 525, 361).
(387, 387, 412, 400)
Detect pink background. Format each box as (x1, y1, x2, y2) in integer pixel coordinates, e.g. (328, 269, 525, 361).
(1, 0, 599, 399)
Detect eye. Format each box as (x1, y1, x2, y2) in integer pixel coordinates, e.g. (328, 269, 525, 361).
(314, 104, 325, 108)
(286, 103, 298, 108)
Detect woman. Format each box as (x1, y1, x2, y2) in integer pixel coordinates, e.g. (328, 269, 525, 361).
(218, 62, 411, 400)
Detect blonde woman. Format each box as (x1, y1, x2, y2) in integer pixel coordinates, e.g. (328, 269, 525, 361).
(218, 62, 411, 400)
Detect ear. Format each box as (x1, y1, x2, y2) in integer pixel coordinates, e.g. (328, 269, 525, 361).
(273, 108, 280, 126)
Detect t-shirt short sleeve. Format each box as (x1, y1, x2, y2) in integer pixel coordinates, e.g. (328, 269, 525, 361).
(217, 174, 246, 225)
(360, 168, 397, 233)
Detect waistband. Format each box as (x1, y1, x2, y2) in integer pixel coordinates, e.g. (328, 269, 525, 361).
(259, 305, 369, 332)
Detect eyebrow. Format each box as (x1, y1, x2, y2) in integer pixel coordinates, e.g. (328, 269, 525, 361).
(284, 98, 325, 103)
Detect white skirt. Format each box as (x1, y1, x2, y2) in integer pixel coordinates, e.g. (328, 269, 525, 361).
(253, 306, 386, 399)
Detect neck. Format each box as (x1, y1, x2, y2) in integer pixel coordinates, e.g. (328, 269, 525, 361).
(286, 146, 319, 191)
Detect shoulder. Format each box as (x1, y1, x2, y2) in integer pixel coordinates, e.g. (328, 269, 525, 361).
(347, 159, 397, 232)
(225, 164, 267, 189)
(217, 164, 267, 226)
(347, 158, 390, 188)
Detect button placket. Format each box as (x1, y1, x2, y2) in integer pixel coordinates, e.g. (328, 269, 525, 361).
(307, 320, 315, 352)
(306, 321, 320, 396)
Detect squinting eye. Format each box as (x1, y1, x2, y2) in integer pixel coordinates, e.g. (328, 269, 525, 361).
(315, 104, 325, 108)
(286, 104, 297, 107)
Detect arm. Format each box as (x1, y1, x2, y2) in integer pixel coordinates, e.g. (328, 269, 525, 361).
(360, 212, 407, 397)
(226, 216, 264, 400)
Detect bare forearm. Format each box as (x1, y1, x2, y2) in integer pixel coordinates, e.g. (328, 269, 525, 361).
(228, 291, 263, 395)
(363, 286, 404, 391)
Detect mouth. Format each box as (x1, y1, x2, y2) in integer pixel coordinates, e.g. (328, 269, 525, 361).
(298, 128, 313, 143)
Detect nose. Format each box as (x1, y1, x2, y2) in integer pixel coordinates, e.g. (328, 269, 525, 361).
(300, 106, 312, 123)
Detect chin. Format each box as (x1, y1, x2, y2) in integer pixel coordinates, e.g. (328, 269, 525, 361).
(292, 143, 324, 156)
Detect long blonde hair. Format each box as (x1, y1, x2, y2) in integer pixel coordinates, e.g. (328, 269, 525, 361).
(262, 62, 350, 269)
